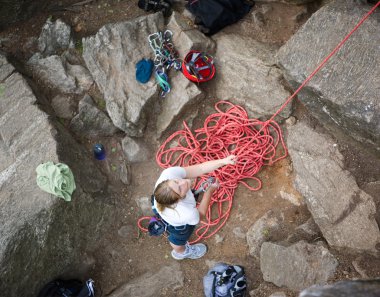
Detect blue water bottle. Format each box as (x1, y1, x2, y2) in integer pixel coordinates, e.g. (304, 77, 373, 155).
(93, 144, 106, 160)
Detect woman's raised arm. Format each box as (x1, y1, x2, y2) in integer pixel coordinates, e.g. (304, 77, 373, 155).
(183, 155, 236, 178)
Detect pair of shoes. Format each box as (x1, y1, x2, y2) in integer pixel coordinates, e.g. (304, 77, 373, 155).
(171, 243, 207, 260)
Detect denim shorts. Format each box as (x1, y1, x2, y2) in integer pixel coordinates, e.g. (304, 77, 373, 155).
(151, 195, 195, 245)
(167, 224, 196, 246)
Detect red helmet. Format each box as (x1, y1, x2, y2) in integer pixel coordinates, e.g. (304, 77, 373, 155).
(182, 50, 215, 83)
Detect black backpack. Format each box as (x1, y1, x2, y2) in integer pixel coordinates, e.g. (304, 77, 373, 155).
(137, 0, 172, 17)
(186, 0, 254, 35)
(203, 263, 247, 297)
(37, 279, 95, 297)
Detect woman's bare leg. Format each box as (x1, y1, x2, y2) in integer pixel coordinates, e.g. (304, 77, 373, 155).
(170, 242, 186, 253)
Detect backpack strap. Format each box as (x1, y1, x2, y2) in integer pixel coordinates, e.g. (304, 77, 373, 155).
(210, 267, 235, 297)
(229, 266, 246, 297)
(210, 271, 221, 297)
(37, 280, 61, 297)
(76, 279, 95, 297)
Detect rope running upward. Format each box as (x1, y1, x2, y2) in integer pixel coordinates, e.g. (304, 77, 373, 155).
(146, 2, 380, 242)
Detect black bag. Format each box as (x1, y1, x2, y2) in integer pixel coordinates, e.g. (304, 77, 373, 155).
(137, 0, 172, 16)
(203, 263, 247, 297)
(37, 279, 95, 297)
(186, 0, 254, 35)
(147, 216, 167, 236)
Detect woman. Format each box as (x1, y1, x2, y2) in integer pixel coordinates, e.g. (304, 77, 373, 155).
(153, 155, 237, 260)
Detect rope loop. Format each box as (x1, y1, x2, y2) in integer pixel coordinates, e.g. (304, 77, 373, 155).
(156, 101, 287, 243)
(155, 67, 171, 96)
(140, 2, 380, 241)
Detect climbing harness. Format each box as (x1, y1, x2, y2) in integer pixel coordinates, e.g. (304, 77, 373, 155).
(182, 50, 215, 83)
(148, 30, 181, 97)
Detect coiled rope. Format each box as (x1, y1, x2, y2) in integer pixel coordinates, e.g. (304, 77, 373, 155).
(139, 2, 380, 241)
(156, 101, 288, 242)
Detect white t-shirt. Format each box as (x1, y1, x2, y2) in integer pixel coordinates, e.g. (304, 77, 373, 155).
(154, 167, 200, 226)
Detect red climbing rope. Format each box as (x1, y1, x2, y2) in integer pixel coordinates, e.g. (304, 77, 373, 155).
(156, 101, 288, 242)
(265, 0, 380, 126)
(138, 2, 380, 242)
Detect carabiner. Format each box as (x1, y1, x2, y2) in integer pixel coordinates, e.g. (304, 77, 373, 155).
(163, 30, 173, 42)
(193, 177, 216, 195)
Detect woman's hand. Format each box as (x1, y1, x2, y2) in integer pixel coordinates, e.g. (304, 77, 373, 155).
(223, 155, 237, 166)
(207, 178, 220, 192)
(184, 155, 237, 178)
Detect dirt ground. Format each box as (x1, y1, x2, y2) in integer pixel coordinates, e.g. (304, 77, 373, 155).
(1, 0, 379, 296)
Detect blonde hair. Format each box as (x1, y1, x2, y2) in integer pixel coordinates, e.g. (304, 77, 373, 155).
(154, 180, 181, 212)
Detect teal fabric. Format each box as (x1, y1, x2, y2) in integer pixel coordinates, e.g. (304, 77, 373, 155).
(36, 161, 76, 201)
(136, 59, 154, 83)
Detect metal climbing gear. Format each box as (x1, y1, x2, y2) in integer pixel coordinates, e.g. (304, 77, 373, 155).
(148, 30, 181, 97)
(193, 177, 216, 196)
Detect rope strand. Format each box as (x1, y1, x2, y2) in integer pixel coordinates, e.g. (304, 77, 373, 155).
(156, 101, 287, 243)
(138, 2, 380, 242)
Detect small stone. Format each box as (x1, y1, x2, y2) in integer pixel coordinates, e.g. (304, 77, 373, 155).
(215, 234, 224, 243)
(118, 225, 135, 241)
(285, 116, 297, 126)
(269, 292, 287, 297)
(74, 23, 83, 32)
(252, 11, 265, 26)
(233, 227, 246, 239)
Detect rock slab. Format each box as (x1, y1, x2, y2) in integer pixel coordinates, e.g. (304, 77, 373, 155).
(260, 241, 338, 291)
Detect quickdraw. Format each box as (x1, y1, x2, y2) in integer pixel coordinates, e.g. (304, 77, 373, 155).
(148, 30, 181, 97)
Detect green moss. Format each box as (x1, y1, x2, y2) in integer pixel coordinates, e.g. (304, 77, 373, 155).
(0, 84, 5, 96)
(94, 97, 106, 111)
(262, 229, 270, 237)
(75, 39, 84, 55)
(57, 117, 66, 126)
